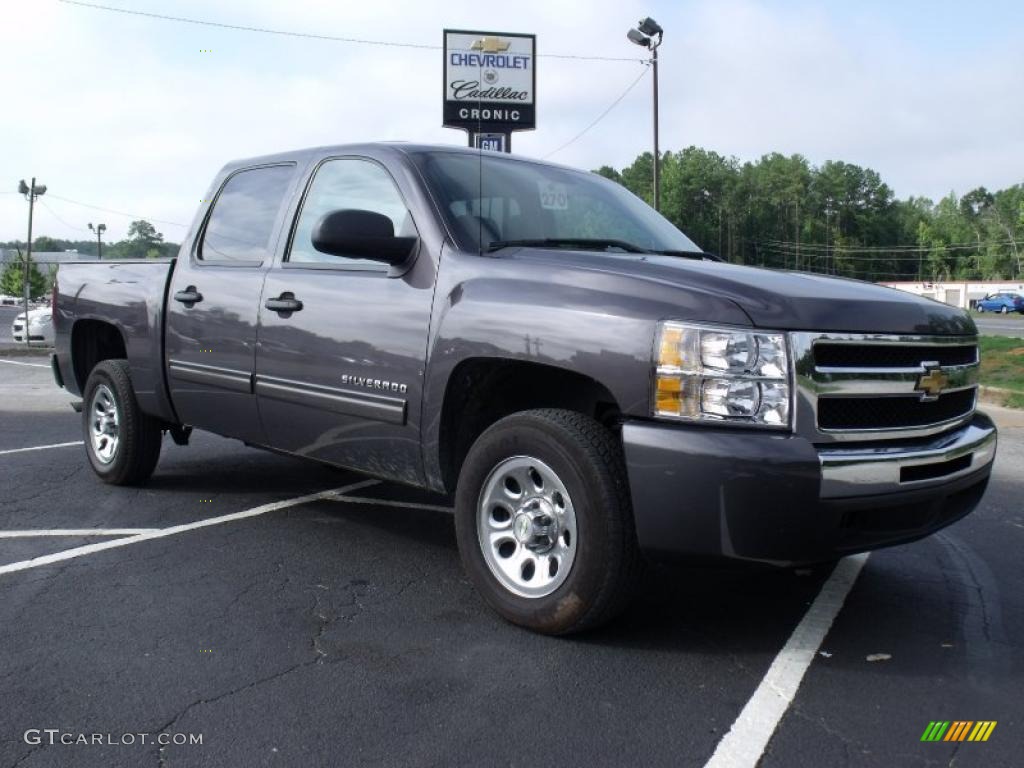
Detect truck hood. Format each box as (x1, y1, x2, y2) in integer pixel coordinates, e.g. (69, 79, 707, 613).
(502, 249, 976, 336)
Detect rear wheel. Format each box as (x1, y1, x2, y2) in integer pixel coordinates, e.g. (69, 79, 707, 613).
(454, 409, 641, 635)
(1000, 305, 1009, 314)
(82, 360, 162, 485)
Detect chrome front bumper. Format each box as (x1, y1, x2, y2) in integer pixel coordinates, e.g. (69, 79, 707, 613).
(819, 415, 997, 499)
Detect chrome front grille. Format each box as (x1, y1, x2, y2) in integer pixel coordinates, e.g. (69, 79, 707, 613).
(791, 333, 979, 442)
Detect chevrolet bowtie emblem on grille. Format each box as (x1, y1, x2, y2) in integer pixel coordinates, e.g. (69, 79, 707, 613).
(470, 36, 511, 53)
(915, 367, 949, 400)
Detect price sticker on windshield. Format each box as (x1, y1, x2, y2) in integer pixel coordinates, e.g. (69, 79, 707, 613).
(538, 181, 569, 210)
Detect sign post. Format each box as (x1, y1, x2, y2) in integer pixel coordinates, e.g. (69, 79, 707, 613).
(443, 29, 536, 152)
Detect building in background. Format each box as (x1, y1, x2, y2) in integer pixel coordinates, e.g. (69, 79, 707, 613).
(880, 281, 1024, 310)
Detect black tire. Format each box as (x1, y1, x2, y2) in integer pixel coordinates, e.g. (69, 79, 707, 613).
(1000, 305, 1009, 314)
(82, 359, 162, 485)
(454, 409, 642, 635)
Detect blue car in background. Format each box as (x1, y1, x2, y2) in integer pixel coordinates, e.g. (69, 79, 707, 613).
(976, 292, 1024, 313)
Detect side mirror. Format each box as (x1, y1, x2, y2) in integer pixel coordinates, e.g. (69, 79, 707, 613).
(311, 209, 417, 265)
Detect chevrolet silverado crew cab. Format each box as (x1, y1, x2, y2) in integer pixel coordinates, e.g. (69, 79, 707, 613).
(51, 144, 997, 634)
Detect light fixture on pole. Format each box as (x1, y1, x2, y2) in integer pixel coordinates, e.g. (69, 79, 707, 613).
(88, 222, 107, 259)
(626, 16, 664, 212)
(17, 178, 47, 347)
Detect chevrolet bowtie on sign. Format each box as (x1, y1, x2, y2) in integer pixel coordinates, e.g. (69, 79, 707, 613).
(443, 29, 536, 134)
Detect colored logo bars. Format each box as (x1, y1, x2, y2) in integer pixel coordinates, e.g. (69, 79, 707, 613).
(921, 721, 997, 742)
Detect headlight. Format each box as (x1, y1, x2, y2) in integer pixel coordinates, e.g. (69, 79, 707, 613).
(653, 322, 791, 428)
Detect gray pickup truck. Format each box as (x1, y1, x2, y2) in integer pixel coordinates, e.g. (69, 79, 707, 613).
(52, 143, 997, 634)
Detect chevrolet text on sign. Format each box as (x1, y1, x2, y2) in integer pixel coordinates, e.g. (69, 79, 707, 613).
(443, 30, 536, 133)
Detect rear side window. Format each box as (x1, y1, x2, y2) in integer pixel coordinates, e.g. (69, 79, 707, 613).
(200, 164, 295, 262)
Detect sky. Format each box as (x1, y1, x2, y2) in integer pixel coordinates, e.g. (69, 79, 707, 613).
(1, 0, 1023, 243)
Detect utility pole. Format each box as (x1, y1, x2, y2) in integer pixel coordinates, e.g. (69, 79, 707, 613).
(795, 198, 801, 271)
(17, 178, 47, 347)
(89, 222, 106, 259)
(627, 17, 663, 212)
(651, 41, 660, 212)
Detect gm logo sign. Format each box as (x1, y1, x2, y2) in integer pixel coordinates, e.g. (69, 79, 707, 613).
(475, 133, 508, 153)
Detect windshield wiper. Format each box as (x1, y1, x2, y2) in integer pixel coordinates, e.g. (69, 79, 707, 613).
(649, 249, 722, 261)
(485, 238, 647, 253)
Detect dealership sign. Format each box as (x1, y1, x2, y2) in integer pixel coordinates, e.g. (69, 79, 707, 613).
(443, 29, 536, 135)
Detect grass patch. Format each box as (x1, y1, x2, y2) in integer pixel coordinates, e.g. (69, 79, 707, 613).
(979, 336, 1024, 392)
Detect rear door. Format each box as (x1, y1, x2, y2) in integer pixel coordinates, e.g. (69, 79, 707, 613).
(254, 156, 435, 485)
(165, 163, 298, 442)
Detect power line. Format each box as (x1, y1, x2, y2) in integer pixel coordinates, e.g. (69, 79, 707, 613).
(758, 243, 1016, 261)
(57, 0, 646, 63)
(37, 199, 90, 232)
(543, 65, 650, 159)
(759, 236, 1018, 253)
(46, 194, 189, 229)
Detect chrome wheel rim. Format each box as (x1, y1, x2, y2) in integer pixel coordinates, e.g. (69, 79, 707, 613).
(477, 456, 578, 599)
(89, 384, 120, 464)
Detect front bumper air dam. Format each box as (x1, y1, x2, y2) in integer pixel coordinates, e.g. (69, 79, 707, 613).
(621, 412, 996, 565)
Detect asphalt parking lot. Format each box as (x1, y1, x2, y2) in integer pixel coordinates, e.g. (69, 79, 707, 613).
(0, 358, 1021, 768)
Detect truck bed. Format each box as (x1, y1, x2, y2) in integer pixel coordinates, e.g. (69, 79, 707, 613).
(54, 259, 177, 422)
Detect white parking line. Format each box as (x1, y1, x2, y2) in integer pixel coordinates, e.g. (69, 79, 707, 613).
(703, 553, 869, 768)
(0, 441, 83, 456)
(0, 479, 379, 577)
(0, 529, 161, 538)
(330, 495, 453, 514)
(0, 358, 50, 368)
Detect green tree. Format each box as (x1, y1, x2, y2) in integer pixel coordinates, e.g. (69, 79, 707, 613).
(33, 236, 62, 252)
(0, 254, 48, 298)
(111, 220, 165, 259)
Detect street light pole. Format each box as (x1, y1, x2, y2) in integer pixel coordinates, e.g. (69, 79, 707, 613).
(17, 177, 47, 347)
(652, 42, 660, 212)
(627, 17, 664, 212)
(89, 222, 106, 259)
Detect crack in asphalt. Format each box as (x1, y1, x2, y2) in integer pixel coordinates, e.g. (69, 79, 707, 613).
(153, 660, 313, 768)
(783, 704, 938, 768)
(149, 575, 417, 766)
(935, 532, 1012, 690)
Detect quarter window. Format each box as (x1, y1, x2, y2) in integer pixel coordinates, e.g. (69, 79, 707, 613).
(288, 158, 414, 266)
(200, 165, 295, 262)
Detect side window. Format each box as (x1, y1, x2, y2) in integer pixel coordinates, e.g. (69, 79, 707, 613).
(200, 165, 295, 263)
(288, 158, 414, 266)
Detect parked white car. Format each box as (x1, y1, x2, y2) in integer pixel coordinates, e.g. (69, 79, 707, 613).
(11, 306, 54, 345)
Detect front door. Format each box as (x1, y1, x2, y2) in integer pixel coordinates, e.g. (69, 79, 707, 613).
(165, 163, 297, 442)
(255, 156, 435, 485)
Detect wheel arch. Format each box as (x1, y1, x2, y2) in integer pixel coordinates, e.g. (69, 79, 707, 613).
(435, 357, 622, 494)
(70, 319, 128, 392)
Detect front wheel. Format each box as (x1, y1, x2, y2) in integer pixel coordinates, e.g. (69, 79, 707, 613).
(454, 409, 641, 635)
(82, 360, 163, 485)
(1000, 305, 1009, 314)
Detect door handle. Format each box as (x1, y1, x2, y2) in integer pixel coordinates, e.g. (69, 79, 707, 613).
(173, 287, 203, 306)
(265, 293, 303, 314)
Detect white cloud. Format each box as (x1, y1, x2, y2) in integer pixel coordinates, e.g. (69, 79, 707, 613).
(1, 0, 1021, 243)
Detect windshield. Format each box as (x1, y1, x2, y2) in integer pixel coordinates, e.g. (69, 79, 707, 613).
(413, 150, 701, 254)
